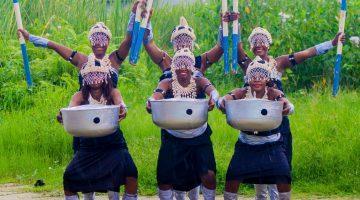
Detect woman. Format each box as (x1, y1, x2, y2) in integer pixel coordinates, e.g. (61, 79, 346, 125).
(235, 27, 346, 199)
(138, 3, 225, 79)
(57, 57, 138, 200)
(147, 48, 220, 200)
(18, 21, 131, 88)
(18, 1, 140, 153)
(219, 57, 294, 200)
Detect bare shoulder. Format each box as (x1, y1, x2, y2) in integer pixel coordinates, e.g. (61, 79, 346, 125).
(233, 87, 248, 98)
(194, 76, 211, 85)
(110, 88, 121, 96)
(267, 87, 283, 100)
(158, 78, 172, 89)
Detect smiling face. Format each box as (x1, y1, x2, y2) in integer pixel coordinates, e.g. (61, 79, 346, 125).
(91, 42, 109, 57)
(246, 58, 271, 92)
(249, 78, 267, 92)
(251, 40, 269, 57)
(175, 67, 192, 81)
(89, 32, 110, 57)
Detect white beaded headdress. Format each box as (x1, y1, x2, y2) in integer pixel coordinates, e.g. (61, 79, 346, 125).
(245, 56, 271, 83)
(248, 27, 273, 49)
(88, 22, 112, 46)
(171, 48, 197, 99)
(80, 54, 111, 86)
(171, 17, 197, 51)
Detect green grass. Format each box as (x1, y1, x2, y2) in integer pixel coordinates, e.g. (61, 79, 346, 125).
(0, 84, 359, 195)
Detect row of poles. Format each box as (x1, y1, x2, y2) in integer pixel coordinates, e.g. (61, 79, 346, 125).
(13, 0, 347, 96)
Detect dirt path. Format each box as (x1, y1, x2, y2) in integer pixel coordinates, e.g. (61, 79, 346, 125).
(0, 184, 358, 200)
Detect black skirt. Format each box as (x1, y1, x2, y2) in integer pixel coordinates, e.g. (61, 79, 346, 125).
(280, 116, 292, 169)
(157, 125, 216, 191)
(63, 129, 138, 193)
(226, 139, 291, 184)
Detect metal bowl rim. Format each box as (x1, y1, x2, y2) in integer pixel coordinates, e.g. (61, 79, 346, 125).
(61, 105, 120, 112)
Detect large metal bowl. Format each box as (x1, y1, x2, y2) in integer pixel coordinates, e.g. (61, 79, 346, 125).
(61, 105, 120, 137)
(150, 99, 209, 130)
(225, 99, 283, 132)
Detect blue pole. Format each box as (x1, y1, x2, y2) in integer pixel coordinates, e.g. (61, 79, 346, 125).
(231, 0, 239, 73)
(332, 0, 347, 96)
(13, 0, 33, 87)
(129, 0, 153, 65)
(222, 0, 230, 74)
(129, 4, 142, 65)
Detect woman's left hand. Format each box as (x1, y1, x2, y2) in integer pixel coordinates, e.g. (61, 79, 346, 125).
(119, 104, 127, 122)
(281, 99, 291, 115)
(208, 98, 215, 111)
(332, 32, 346, 46)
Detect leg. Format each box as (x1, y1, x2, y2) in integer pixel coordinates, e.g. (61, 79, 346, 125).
(254, 184, 268, 200)
(64, 190, 79, 200)
(224, 180, 240, 200)
(123, 177, 138, 200)
(200, 170, 216, 200)
(108, 191, 120, 200)
(83, 192, 95, 200)
(267, 185, 279, 200)
(158, 184, 174, 200)
(277, 184, 291, 200)
(173, 190, 186, 200)
(188, 186, 200, 200)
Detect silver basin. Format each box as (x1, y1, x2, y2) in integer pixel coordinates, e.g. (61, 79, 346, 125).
(225, 99, 283, 131)
(150, 99, 209, 130)
(61, 105, 120, 137)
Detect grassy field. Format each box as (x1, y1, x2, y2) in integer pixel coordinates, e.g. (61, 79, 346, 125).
(0, 84, 359, 195)
(0, 0, 359, 196)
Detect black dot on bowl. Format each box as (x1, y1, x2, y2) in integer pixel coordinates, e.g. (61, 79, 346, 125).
(93, 117, 100, 124)
(261, 109, 268, 116)
(186, 109, 193, 115)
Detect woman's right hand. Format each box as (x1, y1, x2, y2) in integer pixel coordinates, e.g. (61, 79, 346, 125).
(17, 29, 30, 41)
(222, 11, 240, 23)
(56, 111, 63, 124)
(146, 100, 152, 114)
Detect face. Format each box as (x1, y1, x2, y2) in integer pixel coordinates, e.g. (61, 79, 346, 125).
(249, 79, 267, 92)
(175, 68, 192, 81)
(89, 82, 103, 90)
(251, 40, 269, 57)
(91, 41, 109, 57)
(173, 34, 194, 52)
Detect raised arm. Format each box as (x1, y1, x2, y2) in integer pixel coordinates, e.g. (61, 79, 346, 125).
(144, 40, 172, 71)
(237, 42, 251, 73)
(18, 29, 87, 70)
(275, 33, 346, 72)
(142, 8, 172, 71)
(199, 44, 223, 73)
(109, 1, 147, 69)
(109, 33, 132, 70)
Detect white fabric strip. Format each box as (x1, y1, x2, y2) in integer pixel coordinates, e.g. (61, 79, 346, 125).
(239, 132, 280, 145)
(167, 123, 207, 139)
